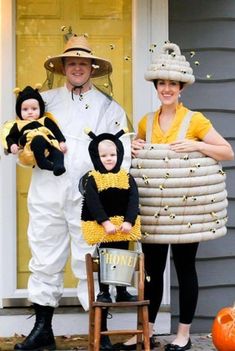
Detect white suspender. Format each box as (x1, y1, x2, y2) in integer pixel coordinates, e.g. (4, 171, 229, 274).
(146, 112, 155, 143)
(177, 110, 195, 140)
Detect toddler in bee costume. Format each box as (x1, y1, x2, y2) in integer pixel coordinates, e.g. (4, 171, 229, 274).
(81, 129, 141, 304)
(80, 129, 141, 348)
(3, 85, 67, 176)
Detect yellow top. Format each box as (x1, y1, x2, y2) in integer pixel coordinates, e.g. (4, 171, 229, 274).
(138, 103, 212, 143)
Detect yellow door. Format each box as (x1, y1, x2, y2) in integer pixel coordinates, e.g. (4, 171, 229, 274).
(16, 0, 132, 288)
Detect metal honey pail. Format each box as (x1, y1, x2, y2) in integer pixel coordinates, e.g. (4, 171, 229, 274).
(99, 248, 138, 286)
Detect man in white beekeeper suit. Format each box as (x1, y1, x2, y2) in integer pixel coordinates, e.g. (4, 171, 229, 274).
(14, 34, 131, 351)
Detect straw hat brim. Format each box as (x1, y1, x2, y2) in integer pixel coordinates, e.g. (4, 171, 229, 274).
(44, 50, 112, 78)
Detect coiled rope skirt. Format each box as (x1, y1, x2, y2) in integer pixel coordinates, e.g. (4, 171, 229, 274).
(130, 144, 228, 244)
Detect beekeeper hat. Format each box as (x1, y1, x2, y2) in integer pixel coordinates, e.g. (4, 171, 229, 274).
(44, 35, 112, 78)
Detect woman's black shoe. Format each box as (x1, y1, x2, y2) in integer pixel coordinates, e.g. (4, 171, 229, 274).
(112, 342, 140, 350)
(100, 335, 113, 350)
(165, 338, 191, 351)
(112, 335, 160, 350)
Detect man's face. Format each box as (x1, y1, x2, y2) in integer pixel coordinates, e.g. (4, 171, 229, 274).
(63, 57, 93, 91)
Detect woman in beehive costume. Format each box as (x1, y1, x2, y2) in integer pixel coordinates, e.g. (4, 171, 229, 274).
(113, 42, 234, 351)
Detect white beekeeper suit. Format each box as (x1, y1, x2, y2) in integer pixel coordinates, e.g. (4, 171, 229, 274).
(14, 34, 132, 351)
(27, 85, 131, 311)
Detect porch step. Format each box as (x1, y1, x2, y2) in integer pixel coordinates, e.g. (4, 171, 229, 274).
(0, 306, 170, 337)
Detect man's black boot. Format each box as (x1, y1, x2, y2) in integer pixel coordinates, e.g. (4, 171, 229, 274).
(14, 303, 56, 350)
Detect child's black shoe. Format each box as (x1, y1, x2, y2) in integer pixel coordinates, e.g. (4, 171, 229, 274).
(115, 290, 137, 302)
(96, 291, 112, 303)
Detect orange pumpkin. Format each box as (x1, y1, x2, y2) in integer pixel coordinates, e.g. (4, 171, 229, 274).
(212, 305, 235, 351)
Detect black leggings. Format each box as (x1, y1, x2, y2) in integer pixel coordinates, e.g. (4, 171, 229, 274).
(143, 242, 199, 324)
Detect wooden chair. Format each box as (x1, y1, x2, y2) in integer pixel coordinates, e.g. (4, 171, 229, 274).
(85, 252, 150, 351)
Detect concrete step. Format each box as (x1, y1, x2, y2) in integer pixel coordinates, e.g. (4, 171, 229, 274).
(0, 306, 170, 337)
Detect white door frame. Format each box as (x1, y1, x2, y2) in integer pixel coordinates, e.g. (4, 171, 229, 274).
(0, 0, 170, 314)
(0, 0, 18, 308)
(132, 0, 169, 127)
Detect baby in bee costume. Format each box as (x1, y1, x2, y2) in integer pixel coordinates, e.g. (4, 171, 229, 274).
(2, 85, 67, 176)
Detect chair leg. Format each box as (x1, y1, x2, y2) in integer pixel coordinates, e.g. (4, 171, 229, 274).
(94, 307, 102, 351)
(88, 309, 95, 351)
(136, 307, 143, 351)
(136, 340, 142, 351)
(142, 306, 150, 350)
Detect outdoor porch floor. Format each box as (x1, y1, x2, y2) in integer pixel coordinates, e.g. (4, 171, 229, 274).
(0, 333, 216, 350)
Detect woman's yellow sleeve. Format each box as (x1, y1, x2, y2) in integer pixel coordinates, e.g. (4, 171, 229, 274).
(190, 112, 213, 140)
(137, 115, 147, 140)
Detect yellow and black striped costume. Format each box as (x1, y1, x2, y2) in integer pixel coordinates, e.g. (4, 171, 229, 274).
(81, 169, 141, 244)
(80, 129, 141, 245)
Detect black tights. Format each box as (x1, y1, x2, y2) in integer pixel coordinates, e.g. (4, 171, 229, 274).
(143, 242, 199, 324)
(31, 135, 64, 171)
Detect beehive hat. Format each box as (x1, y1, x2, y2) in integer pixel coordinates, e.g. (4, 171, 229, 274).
(145, 42, 195, 85)
(44, 35, 112, 78)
